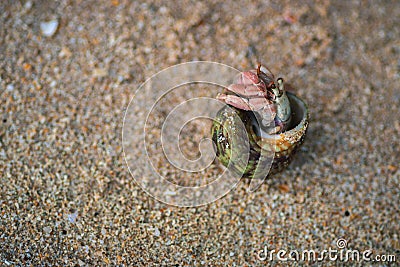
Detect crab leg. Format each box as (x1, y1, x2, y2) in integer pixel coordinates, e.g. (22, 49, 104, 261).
(226, 84, 266, 98)
(236, 70, 261, 85)
(216, 93, 252, 110)
(217, 93, 276, 118)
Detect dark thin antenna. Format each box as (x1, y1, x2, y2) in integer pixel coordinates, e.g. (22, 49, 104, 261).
(245, 44, 259, 67)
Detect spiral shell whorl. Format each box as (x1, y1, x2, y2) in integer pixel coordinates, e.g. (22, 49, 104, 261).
(212, 92, 309, 178)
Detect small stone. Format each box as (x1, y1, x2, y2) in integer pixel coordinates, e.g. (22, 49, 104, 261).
(296, 192, 305, 203)
(6, 84, 14, 91)
(277, 184, 290, 193)
(154, 227, 160, 237)
(164, 190, 176, 196)
(50, 80, 57, 87)
(59, 47, 72, 58)
(24, 1, 32, 10)
(67, 212, 78, 223)
(43, 226, 52, 234)
(92, 68, 108, 78)
(40, 20, 59, 37)
(387, 165, 397, 173)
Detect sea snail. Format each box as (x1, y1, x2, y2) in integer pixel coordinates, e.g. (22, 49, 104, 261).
(212, 64, 309, 178)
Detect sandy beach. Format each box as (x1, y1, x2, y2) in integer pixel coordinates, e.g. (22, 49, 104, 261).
(1, 1, 399, 265)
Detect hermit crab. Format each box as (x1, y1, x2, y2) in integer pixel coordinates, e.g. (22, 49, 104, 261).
(212, 64, 309, 178)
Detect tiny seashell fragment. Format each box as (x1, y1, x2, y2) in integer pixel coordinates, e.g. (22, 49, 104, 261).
(40, 20, 59, 37)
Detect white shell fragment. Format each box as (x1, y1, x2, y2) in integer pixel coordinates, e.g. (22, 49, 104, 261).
(6, 84, 14, 91)
(24, 1, 32, 11)
(40, 20, 59, 37)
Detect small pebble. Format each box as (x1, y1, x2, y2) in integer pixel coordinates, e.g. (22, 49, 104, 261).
(67, 212, 78, 224)
(6, 84, 14, 91)
(92, 68, 108, 78)
(154, 227, 160, 237)
(40, 20, 59, 37)
(24, 1, 32, 10)
(43, 226, 52, 234)
(50, 80, 57, 87)
(163, 190, 176, 196)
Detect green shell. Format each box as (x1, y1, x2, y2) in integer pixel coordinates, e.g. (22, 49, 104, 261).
(211, 92, 309, 179)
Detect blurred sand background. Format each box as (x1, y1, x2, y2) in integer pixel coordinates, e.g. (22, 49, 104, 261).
(1, 0, 399, 265)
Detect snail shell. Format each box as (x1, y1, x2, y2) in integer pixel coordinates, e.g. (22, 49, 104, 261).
(212, 91, 309, 178)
